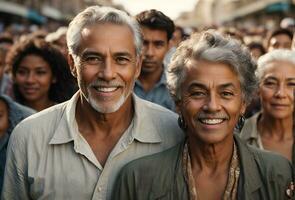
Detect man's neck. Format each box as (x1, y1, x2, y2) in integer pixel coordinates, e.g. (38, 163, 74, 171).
(138, 65, 163, 92)
(75, 94, 134, 138)
(74, 93, 135, 166)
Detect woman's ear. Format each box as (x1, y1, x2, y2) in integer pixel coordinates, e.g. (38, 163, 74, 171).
(175, 100, 182, 115)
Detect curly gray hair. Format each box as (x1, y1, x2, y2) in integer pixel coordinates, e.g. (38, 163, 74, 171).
(167, 30, 258, 104)
(67, 6, 142, 57)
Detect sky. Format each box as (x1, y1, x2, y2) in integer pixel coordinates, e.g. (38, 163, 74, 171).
(113, 0, 198, 20)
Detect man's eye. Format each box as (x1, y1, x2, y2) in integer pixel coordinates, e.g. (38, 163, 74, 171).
(116, 57, 130, 65)
(84, 56, 102, 65)
(287, 82, 295, 87)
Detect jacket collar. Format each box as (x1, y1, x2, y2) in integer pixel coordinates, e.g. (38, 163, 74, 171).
(235, 135, 263, 197)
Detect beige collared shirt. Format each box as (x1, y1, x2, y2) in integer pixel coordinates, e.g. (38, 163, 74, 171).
(239, 112, 264, 149)
(1, 92, 184, 200)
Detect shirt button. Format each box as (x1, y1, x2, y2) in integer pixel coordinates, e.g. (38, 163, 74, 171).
(97, 186, 102, 192)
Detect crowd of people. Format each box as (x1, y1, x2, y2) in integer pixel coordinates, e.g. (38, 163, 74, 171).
(0, 4, 294, 200)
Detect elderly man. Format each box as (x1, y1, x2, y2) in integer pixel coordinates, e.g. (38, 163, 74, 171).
(1, 6, 183, 200)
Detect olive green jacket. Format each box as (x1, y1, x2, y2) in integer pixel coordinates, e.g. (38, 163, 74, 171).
(113, 135, 294, 200)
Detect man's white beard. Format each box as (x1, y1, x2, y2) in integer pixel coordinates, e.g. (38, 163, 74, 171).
(87, 89, 127, 113)
(86, 81, 134, 114)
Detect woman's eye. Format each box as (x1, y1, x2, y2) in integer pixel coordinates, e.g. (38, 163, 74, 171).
(221, 91, 234, 98)
(264, 81, 276, 86)
(16, 69, 27, 76)
(36, 70, 47, 75)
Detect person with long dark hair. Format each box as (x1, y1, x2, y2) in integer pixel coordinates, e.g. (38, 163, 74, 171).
(6, 36, 77, 111)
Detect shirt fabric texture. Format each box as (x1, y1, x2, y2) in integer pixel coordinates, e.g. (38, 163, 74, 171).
(1, 92, 184, 200)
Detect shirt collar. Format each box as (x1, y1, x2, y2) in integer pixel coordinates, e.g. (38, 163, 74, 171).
(49, 92, 80, 144)
(241, 112, 261, 141)
(135, 66, 167, 88)
(49, 92, 162, 144)
(128, 93, 162, 143)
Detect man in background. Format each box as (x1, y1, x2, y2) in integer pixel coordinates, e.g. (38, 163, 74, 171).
(135, 9, 175, 111)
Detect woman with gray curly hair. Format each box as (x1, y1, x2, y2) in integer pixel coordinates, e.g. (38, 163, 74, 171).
(113, 31, 294, 200)
(240, 49, 295, 163)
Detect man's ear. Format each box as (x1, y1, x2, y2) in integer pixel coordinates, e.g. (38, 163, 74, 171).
(134, 55, 142, 79)
(68, 54, 77, 78)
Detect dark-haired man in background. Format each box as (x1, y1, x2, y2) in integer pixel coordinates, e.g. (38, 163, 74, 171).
(135, 9, 175, 111)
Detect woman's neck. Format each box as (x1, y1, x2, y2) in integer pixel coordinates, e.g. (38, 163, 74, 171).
(259, 112, 293, 140)
(188, 136, 234, 175)
(24, 98, 55, 112)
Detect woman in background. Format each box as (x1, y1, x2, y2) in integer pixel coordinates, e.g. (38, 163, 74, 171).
(240, 49, 295, 163)
(6, 36, 77, 111)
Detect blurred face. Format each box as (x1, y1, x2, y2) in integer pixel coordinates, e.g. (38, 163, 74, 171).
(14, 54, 54, 103)
(171, 29, 183, 47)
(250, 48, 264, 61)
(259, 61, 295, 119)
(0, 52, 6, 80)
(268, 34, 292, 51)
(141, 27, 169, 74)
(53, 35, 68, 58)
(0, 99, 9, 138)
(178, 60, 246, 144)
(71, 23, 141, 113)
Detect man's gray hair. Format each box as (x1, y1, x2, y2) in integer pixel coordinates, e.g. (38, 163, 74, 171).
(67, 6, 142, 57)
(167, 30, 258, 104)
(256, 49, 295, 81)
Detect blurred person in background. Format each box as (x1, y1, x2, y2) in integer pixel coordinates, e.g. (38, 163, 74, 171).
(0, 35, 13, 53)
(6, 36, 77, 111)
(164, 26, 185, 66)
(240, 49, 295, 163)
(113, 31, 294, 200)
(135, 9, 176, 111)
(280, 17, 295, 33)
(266, 28, 293, 52)
(0, 48, 13, 97)
(247, 42, 266, 61)
(292, 32, 295, 50)
(0, 95, 35, 193)
(45, 26, 68, 58)
(219, 26, 244, 44)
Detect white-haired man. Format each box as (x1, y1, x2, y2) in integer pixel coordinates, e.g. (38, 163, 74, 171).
(1, 6, 183, 200)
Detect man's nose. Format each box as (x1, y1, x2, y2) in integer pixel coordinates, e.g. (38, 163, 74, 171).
(98, 58, 115, 81)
